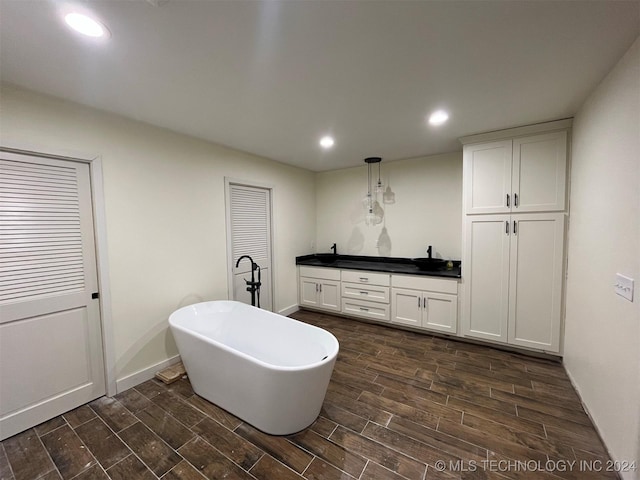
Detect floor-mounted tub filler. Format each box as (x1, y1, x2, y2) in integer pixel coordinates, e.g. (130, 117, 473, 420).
(169, 301, 339, 435)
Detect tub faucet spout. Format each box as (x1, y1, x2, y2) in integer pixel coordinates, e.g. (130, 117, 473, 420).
(236, 255, 254, 269)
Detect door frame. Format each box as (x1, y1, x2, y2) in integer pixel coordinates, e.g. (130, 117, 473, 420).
(0, 142, 116, 396)
(224, 177, 276, 311)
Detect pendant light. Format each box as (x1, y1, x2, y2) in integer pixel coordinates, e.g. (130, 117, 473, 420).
(364, 157, 384, 226)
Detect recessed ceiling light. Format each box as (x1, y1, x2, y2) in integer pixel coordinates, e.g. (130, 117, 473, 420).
(64, 12, 109, 38)
(428, 110, 449, 126)
(319, 136, 335, 149)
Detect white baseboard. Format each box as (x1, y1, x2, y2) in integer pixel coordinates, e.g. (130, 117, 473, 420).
(563, 366, 627, 480)
(115, 354, 182, 394)
(278, 304, 299, 317)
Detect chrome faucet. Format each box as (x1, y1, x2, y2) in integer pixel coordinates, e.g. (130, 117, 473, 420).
(331, 243, 337, 255)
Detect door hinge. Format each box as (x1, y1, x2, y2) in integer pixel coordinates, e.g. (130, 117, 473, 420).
(91, 292, 100, 299)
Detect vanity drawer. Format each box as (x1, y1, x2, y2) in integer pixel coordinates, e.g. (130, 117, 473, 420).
(299, 266, 341, 281)
(391, 274, 458, 294)
(341, 270, 390, 286)
(342, 282, 390, 303)
(342, 298, 390, 322)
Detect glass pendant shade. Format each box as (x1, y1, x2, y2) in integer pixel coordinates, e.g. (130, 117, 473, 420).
(371, 200, 384, 224)
(365, 209, 376, 226)
(362, 192, 373, 209)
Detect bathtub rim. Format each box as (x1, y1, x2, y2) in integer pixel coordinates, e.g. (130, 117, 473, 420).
(168, 301, 339, 372)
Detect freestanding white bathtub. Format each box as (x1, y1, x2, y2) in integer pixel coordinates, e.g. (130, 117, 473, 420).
(168, 301, 339, 435)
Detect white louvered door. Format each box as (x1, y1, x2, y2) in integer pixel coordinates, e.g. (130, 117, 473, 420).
(0, 152, 105, 440)
(228, 184, 272, 311)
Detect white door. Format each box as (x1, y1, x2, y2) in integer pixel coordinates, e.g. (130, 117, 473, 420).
(462, 215, 511, 342)
(227, 183, 273, 311)
(508, 213, 565, 352)
(0, 152, 105, 440)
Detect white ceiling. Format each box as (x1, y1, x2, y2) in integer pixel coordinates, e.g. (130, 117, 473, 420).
(1, 1, 639, 172)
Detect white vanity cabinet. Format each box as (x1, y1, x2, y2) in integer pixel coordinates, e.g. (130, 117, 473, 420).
(463, 130, 567, 215)
(340, 270, 391, 322)
(298, 266, 341, 313)
(391, 275, 458, 334)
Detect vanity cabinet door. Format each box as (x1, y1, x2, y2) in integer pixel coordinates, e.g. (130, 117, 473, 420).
(423, 292, 458, 334)
(391, 288, 422, 327)
(299, 277, 321, 308)
(392, 288, 458, 333)
(318, 280, 341, 312)
(298, 277, 341, 312)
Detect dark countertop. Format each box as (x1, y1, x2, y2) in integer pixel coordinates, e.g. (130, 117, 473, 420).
(296, 254, 461, 279)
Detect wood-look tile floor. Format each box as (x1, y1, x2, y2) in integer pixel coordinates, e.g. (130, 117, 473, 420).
(1, 311, 615, 480)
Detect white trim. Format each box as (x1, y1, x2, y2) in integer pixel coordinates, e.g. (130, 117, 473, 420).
(563, 367, 617, 474)
(278, 304, 299, 317)
(459, 118, 573, 145)
(89, 158, 117, 396)
(224, 177, 275, 311)
(0, 141, 116, 396)
(116, 355, 182, 393)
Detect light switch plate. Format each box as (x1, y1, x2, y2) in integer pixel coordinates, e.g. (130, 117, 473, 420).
(615, 273, 634, 302)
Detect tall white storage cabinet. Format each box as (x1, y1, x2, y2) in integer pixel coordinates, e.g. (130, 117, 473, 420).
(461, 120, 570, 354)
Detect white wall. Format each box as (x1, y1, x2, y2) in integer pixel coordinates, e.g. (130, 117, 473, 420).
(315, 152, 463, 260)
(564, 37, 640, 479)
(0, 84, 316, 386)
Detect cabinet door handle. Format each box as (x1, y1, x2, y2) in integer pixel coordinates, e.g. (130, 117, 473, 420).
(513, 221, 517, 235)
(360, 291, 369, 295)
(418, 297, 421, 308)
(359, 277, 369, 282)
(423, 297, 426, 309)
(505, 221, 510, 235)
(360, 307, 369, 312)
(514, 193, 519, 207)
(319, 284, 322, 293)
(315, 283, 319, 292)
(506, 193, 510, 207)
